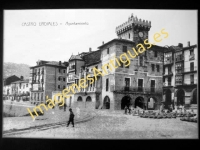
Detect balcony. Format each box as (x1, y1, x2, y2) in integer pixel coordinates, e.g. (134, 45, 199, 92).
(175, 67, 183, 74)
(183, 66, 197, 74)
(175, 81, 182, 86)
(175, 55, 184, 62)
(163, 71, 173, 77)
(189, 54, 195, 61)
(164, 58, 173, 65)
(163, 82, 172, 87)
(184, 79, 197, 85)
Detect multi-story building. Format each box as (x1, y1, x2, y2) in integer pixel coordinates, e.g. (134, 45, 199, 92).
(96, 14, 165, 110)
(73, 49, 102, 109)
(163, 42, 197, 110)
(3, 75, 21, 100)
(11, 78, 30, 101)
(29, 60, 68, 105)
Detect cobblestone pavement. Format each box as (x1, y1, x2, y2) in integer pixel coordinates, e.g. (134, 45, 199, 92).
(4, 109, 198, 139)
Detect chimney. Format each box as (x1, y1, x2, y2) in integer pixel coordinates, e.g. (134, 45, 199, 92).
(59, 61, 61, 65)
(102, 41, 104, 45)
(20, 76, 24, 80)
(188, 41, 190, 47)
(178, 43, 183, 48)
(89, 47, 92, 52)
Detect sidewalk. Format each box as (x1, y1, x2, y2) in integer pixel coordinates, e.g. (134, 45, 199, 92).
(3, 106, 91, 132)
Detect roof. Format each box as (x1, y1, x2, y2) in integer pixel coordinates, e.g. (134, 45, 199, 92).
(183, 44, 197, 50)
(12, 79, 29, 84)
(30, 61, 67, 68)
(98, 38, 135, 49)
(82, 50, 101, 66)
(69, 55, 83, 61)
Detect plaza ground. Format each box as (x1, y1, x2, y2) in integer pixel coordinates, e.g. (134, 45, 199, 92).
(4, 109, 198, 139)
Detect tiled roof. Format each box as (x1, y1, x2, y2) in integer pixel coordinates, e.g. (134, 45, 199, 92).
(82, 50, 101, 66)
(69, 55, 83, 61)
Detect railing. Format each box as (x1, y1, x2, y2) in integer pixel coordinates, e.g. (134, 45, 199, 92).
(163, 82, 172, 86)
(183, 79, 198, 85)
(114, 86, 162, 94)
(163, 71, 173, 76)
(175, 68, 183, 74)
(164, 57, 173, 65)
(189, 54, 195, 61)
(175, 81, 182, 86)
(175, 55, 184, 61)
(184, 66, 197, 72)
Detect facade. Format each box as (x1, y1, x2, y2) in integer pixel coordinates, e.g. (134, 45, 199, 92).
(11, 79, 30, 101)
(73, 50, 102, 109)
(163, 42, 197, 109)
(29, 60, 68, 105)
(3, 75, 21, 100)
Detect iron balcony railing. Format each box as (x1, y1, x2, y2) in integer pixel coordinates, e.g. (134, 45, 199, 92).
(114, 86, 162, 94)
(184, 66, 197, 72)
(163, 82, 172, 86)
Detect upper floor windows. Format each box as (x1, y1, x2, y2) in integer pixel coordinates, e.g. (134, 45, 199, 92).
(151, 64, 155, 72)
(107, 48, 109, 54)
(69, 62, 75, 70)
(123, 46, 127, 53)
(154, 51, 157, 57)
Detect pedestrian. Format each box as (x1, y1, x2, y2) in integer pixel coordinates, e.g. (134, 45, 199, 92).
(67, 108, 75, 127)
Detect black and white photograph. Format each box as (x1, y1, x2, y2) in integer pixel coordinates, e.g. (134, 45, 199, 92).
(2, 9, 198, 139)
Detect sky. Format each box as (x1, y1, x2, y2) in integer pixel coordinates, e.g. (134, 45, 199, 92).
(4, 9, 197, 66)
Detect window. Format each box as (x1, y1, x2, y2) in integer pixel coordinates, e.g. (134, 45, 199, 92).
(190, 49, 194, 55)
(190, 62, 194, 71)
(58, 77, 61, 81)
(107, 48, 109, 54)
(26, 84, 28, 87)
(125, 78, 130, 91)
(154, 51, 157, 57)
(156, 65, 160, 72)
(63, 85, 66, 89)
(63, 78, 66, 81)
(58, 85, 60, 89)
(139, 56, 143, 66)
(190, 74, 194, 84)
(123, 46, 127, 53)
(151, 64, 155, 71)
(106, 78, 109, 91)
(77, 96, 83, 101)
(168, 77, 171, 86)
(63, 70, 66, 73)
(125, 61, 129, 68)
(129, 33, 130, 39)
(59, 69, 61, 73)
(138, 79, 143, 92)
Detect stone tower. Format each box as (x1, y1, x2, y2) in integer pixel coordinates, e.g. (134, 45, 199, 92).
(115, 13, 151, 44)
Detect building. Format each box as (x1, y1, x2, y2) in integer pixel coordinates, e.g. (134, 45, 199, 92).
(29, 60, 68, 105)
(11, 78, 30, 101)
(163, 42, 198, 110)
(73, 49, 102, 109)
(3, 75, 21, 100)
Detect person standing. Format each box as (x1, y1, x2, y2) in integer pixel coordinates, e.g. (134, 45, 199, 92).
(67, 108, 75, 127)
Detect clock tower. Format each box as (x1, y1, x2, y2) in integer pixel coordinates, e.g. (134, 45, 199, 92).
(115, 14, 151, 44)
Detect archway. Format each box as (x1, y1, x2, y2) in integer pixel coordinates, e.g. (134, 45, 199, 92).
(147, 97, 157, 110)
(177, 89, 185, 106)
(121, 96, 131, 110)
(77, 96, 83, 102)
(86, 96, 92, 102)
(135, 97, 144, 109)
(191, 88, 197, 104)
(165, 89, 172, 109)
(103, 96, 110, 109)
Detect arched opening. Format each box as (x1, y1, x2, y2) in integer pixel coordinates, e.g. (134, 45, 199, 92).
(191, 88, 197, 104)
(86, 96, 92, 102)
(177, 89, 185, 106)
(147, 97, 157, 110)
(135, 97, 144, 109)
(165, 89, 172, 109)
(103, 96, 110, 109)
(121, 96, 131, 110)
(77, 96, 83, 102)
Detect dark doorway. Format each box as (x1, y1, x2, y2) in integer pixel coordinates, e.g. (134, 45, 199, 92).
(135, 97, 144, 109)
(165, 89, 172, 109)
(103, 96, 110, 109)
(177, 89, 185, 106)
(121, 96, 131, 109)
(191, 89, 197, 104)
